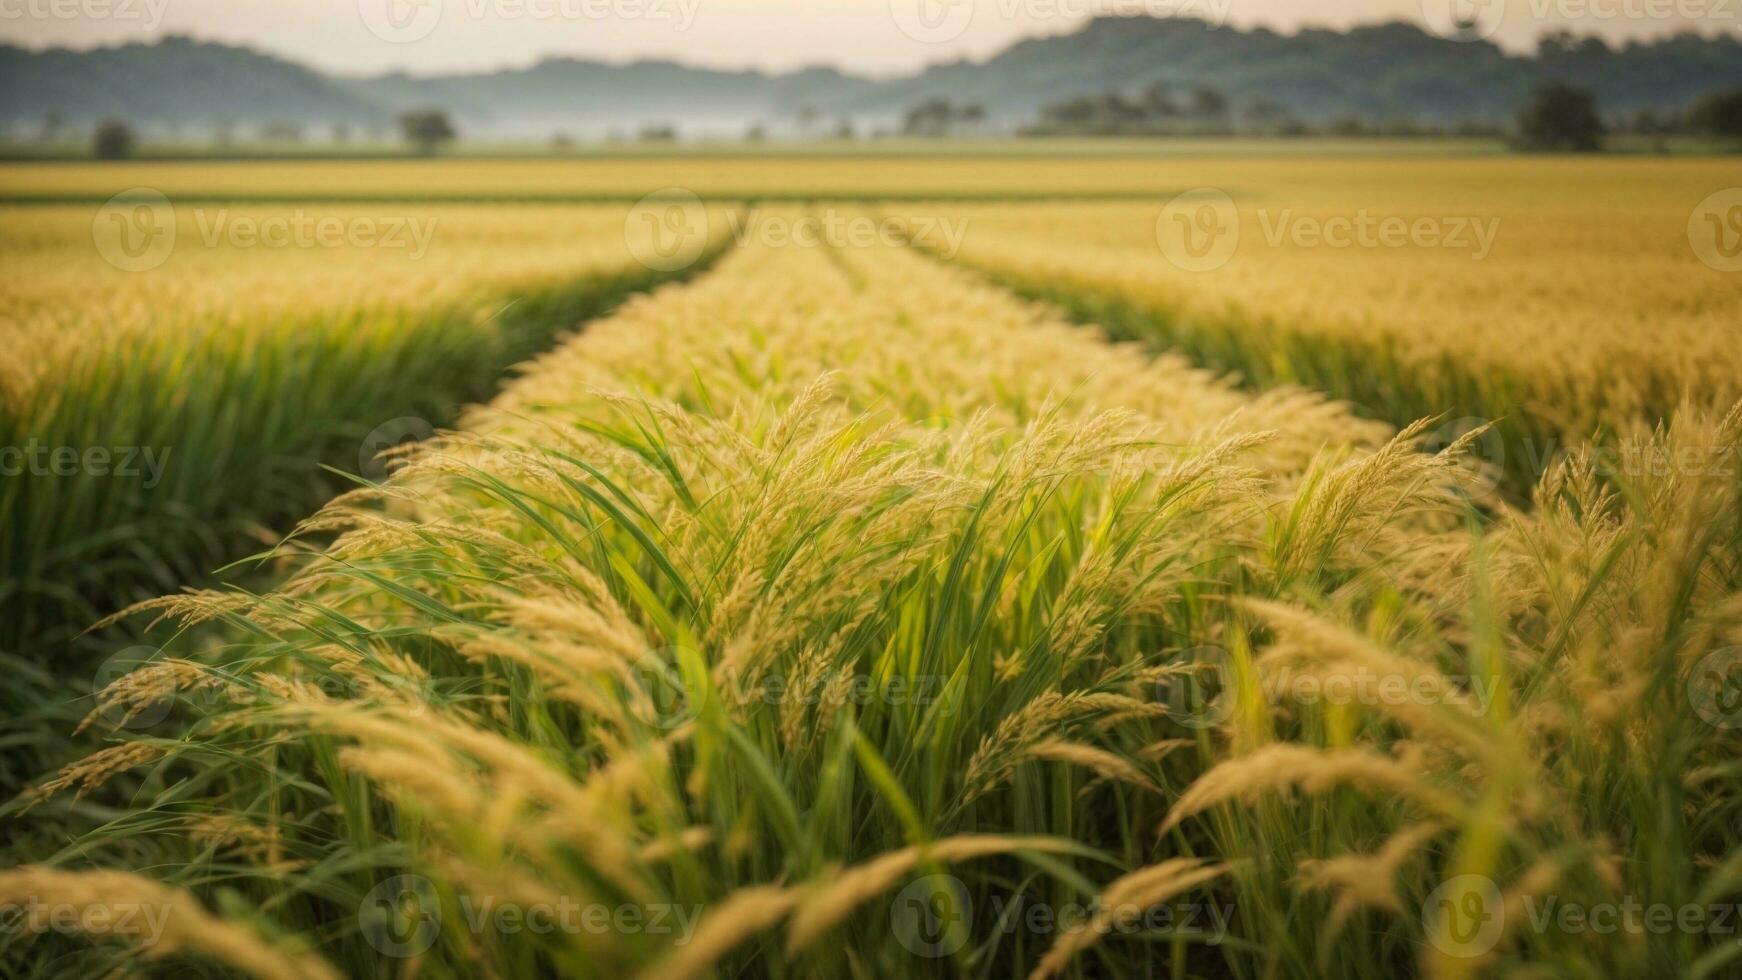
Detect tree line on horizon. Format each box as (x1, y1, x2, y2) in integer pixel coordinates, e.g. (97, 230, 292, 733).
(1005, 81, 1742, 149)
(65, 80, 1742, 159)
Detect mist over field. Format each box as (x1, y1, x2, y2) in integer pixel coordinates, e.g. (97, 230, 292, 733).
(5, 16, 1742, 139)
(3, 6, 1741, 980)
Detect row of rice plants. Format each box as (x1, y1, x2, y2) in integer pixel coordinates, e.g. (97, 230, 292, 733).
(4, 227, 1738, 978)
(1, 204, 726, 666)
(895, 161, 1740, 491)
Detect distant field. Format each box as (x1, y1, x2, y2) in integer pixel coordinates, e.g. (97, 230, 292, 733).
(905, 156, 1741, 486)
(1, 202, 728, 658)
(0, 141, 1726, 207)
(0, 136, 1509, 164)
(5, 136, 1733, 165)
(4, 153, 1734, 650)
(4, 152, 1741, 980)
(0, 141, 1515, 202)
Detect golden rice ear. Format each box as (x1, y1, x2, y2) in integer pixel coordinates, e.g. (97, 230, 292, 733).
(1028, 859, 1230, 980)
(21, 198, 1735, 980)
(20, 742, 165, 812)
(635, 885, 801, 980)
(1020, 739, 1157, 794)
(1160, 744, 1464, 835)
(1294, 822, 1445, 942)
(0, 868, 340, 980)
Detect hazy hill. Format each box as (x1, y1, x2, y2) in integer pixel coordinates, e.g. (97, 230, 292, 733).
(0, 35, 387, 134)
(850, 18, 1742, 124)
(348, 59, 879, 138)
(3, 18, 1740, 139)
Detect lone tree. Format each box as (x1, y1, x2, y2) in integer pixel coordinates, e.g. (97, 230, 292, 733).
(901, 99, 987, 138)
(92, 119, 136, 160)
(1190, 86, 1230, 121)
(259, 120, 305, 143)
(1691, 86, 1742, 140)
(398, 109, 457, 155)
(1516, 81, 1604, 152)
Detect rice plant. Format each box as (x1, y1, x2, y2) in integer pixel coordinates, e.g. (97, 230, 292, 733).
(904, 158, 1741, 491)
(0, 204, 725, 665)
(1160, 403, 1742, 978)
(3, 219, 1737, 979)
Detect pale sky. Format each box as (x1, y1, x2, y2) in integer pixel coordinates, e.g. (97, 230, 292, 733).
(1, 0, 1736, 76)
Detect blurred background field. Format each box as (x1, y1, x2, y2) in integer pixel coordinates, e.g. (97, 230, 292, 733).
(2, 148, 1734, 665)
(1, 200, 729, 681)
(908, 155, 1742, 486)
(0, 140, 1723, 201)
(3, 7, 1741, 978)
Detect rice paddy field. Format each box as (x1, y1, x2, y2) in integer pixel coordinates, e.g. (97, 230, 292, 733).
(0, 140, 1499, 203)
(2, 202, 731, 655)
(2, 150, 1740, 980)
(911, 157, 1742, 490)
